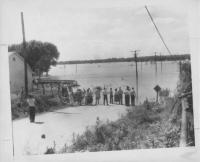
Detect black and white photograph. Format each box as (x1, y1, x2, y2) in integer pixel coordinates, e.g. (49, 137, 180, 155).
(1, 0, 198, 158)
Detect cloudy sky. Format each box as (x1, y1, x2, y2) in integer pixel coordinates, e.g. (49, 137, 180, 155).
(1, 0, 191, 61)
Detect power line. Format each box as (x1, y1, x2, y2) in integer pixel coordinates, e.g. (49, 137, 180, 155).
(145, 6, 172, 55)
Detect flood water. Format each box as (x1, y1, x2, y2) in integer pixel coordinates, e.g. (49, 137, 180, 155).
(49, 61, 180, 102)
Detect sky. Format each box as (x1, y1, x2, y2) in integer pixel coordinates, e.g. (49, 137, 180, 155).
(0, 0, 192, 61)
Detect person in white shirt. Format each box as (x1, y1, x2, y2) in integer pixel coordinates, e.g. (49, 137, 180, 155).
(130, 87, 136, 106)
(95, 88, 101, 105)
(102, 88, 108, 106)
(27, 95, 36, 123)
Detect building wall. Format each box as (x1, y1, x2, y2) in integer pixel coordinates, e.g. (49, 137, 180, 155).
(9, 52, 33, 94)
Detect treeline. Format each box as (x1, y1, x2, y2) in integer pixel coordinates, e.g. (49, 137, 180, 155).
(59, 54, 190, 65)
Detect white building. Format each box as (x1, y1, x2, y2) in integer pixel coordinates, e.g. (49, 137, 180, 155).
(9, 52, 33, 95)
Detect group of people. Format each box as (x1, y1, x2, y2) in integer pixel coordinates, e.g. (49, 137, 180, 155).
(101, 86, 136, 106)
(73, 86, 136, 107)
(25, 86, 136, 123)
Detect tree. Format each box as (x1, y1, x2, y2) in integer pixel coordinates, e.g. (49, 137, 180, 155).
(8, 40, 60, 76)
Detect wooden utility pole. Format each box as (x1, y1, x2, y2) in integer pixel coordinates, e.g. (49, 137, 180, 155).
(160, 52, 162, 72)
(21, 12, 28, 97)
(179, 61, 182, 74)
(64, 64, 66, 75)
(155, 52, 157, 76)
(131, 50, 140, 104)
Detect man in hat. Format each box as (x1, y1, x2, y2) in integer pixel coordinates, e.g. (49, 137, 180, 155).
(95, 88, 101, 105)
(27, 94, 36, 123)
(118, 87, 123, 105)
(102, 87, 108, 106)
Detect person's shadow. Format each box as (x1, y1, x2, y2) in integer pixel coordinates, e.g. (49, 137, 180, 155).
(34, 121, 44, 124)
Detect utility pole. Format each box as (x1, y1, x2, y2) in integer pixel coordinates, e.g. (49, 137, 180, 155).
(179, 61, 182, 74)
(21, 12, 28, 97)
(130, 50, 140, 104)
(64, 64, 66, 76)
(160, 52, 162, 72)
(155, 52, 157, 76)
(76, 64, 77, 74)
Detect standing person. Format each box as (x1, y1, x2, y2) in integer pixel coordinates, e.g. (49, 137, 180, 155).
(124, 86, 130, 106)
(103, 87, 109, 106)
(76, 89, 82, 106)
(27, 95, 36, 123)
(20, 87, 25, 100)
(85, 89, 89, 105)
(95, 88, 101, 105)
(88, 88, 93, 105)
(109, 88, 113, 104)
(68, 87, 74, 106)
(118, 87, 123, 105)
(130, 87, 136, 106)
(82, 88, 86, 105)
(114, 88, 119, 104)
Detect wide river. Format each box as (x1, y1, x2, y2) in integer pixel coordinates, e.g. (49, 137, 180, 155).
(49, 61, 180, 102)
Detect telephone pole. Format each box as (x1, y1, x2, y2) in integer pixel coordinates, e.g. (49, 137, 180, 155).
(160, 52, 162, 72)
(64, 64, 66, 76)
(130, 50, 140, 104)
(21, 12, 28, 97)
(155, 52, 157, 76)
(179, 61, 182, 74)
